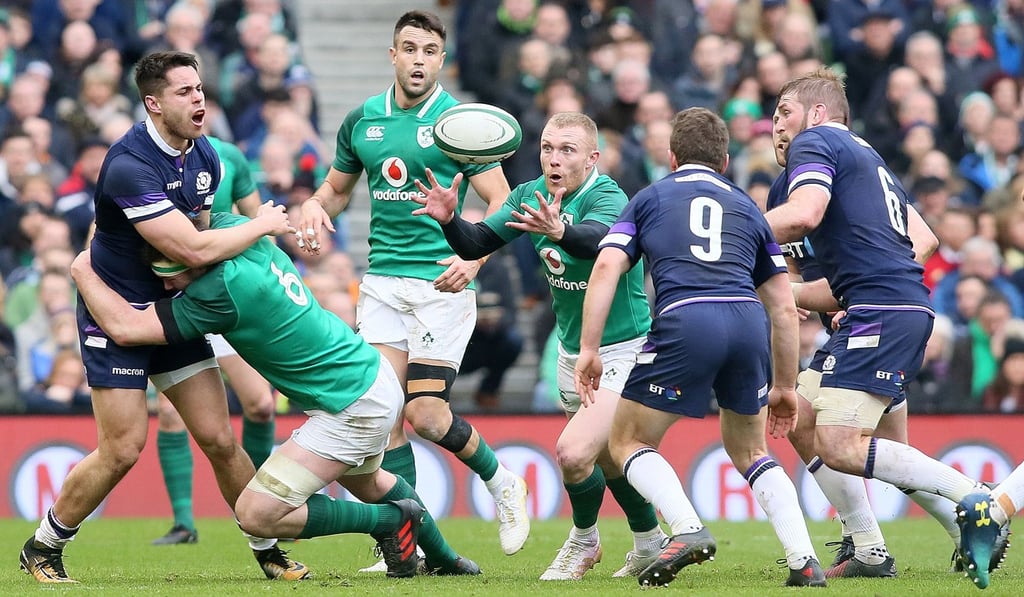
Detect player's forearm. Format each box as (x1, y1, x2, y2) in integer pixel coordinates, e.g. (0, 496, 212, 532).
(759, 275, 800, 388)
(441, 216, 506, 259)
(792, 278, 841, 312)
(171, 220, 274, 267)
(908, 204, 938, 264)
(579, 255, 623, 352)
(71, 260, 159, 346)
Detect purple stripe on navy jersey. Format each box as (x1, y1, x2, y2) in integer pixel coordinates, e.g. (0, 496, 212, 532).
(83, 323, 104, 335)
(850, 322, 882, 337)
(790, 162, 835, 180)
(609, 221, 636, 235)
(765, 241, 783, 255)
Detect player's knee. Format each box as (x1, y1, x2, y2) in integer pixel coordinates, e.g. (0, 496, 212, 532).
(242, 399, 275, 424)
(554, 440, 596, 478)
(192, 428, 240, 462)
(100, 443, 144, 478)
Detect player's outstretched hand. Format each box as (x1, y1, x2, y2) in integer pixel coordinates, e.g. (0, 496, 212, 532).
(574, 350, 603, 408)
(412, 168, 462, 225)
(766, 386, 798, 439)
(433, 254, 480, 293)
(507, 188, 566, 238)
(296, 196, 335, 255)
(255, 200, 295, 238)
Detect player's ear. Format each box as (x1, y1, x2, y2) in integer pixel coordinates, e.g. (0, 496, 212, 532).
(144, 95, 161, 114)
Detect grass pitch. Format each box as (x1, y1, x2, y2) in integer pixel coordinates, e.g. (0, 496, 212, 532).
(4, 517, 1020, 595)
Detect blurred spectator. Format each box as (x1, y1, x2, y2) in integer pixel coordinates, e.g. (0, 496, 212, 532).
(981, 330, 1024, 412)
(644, 0, 697, 86)
(860, 66, 921, 160)
(950, 288, 1017, 408)
(458, 0, 536, 105)
(700, 0, 753, 75)
(668, 32, 736, 113)
(993, 0, 1024, 76)
(457, 208, 523, 411)
(97, 111, 135, 144)
(47, 20, 103, 106)
(907, 314, 961, 412)
(904, 29, 959, 131)
(581, 28, 617, 116)
(719, 97, 761, 177)
(56, 61, 132, 147)
(22, 116, 69, 187)
(934, 235, 1024, 320)
(952, 90, 996, 163)
(496, 37, 561, 121)
(925, 207, 977, 291)
(774, 8, 822, 64)
(827, 0, 909, 62)
(21, 347, 91, 413)
(896, 121, 938, 177)
(0, 128, 41, 205)
(845, 9, 905, 119)
(4, 219, 72, 326)
(506, 77, 584, 186)
(945, 4, 1002, 108)
(754, 49, 788, 118)
(984, 71, 1023, 122)
(148, 1, 220, 99)
(29, 0, 135, 61)
(13, 268, 73, 392)
(207, 0, 299, 59)
(0, 275, 20, 412)
(908, 0, 962, 41)
(229, 32, 313, 139)
(54, 136, 107, 250)
(958, 113, 1021, 205)
(217, 10, 272, 112)
(618, 117, 671, 198)
(594, 58, 651, 133)
(0, 74, 76, 169)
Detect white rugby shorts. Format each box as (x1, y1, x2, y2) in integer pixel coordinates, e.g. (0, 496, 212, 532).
(556, 336, 646, 413)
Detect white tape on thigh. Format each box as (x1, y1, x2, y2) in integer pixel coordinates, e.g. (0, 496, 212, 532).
(246, 450, 326, 507)
(813, 387, 887, 429)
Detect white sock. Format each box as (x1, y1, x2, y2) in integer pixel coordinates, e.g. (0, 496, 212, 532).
(484, 464, 513, 495)
(624, 448, 702, 535)
(748, 459, 816, 568)
(992, 462, 1024, 525)
(905, 489, 960, 543)
(569, 525, 598, 543)
(633, 527, 668, 553)
(244, 530, 276, 551)
(36, 508, 78, 550)
(809, 457, 883, 547)
(868, 438, 979, 501)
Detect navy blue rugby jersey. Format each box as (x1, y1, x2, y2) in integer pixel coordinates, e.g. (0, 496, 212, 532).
(601, 164, 787, 316)
(785, 123, 930, 310)
(91, 119, 220, 303)
(766, 170, 823, 283)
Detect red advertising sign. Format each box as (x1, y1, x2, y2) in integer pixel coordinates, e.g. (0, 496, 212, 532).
(2, 415, 1022, 520)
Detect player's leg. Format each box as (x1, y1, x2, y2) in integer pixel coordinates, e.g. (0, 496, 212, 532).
(153, 393, 199, 545)
(719, 406, 824, 586)
(791, 366, 894, 577)
(158, 354, 308, 581)
(399, 280, 528, 555)
(611, 399, 712, 587)
(21, 386, 150, 583)
(217, 349, 276, 470)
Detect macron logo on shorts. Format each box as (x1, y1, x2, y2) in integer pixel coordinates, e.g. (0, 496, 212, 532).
(111, 367, 145, 376)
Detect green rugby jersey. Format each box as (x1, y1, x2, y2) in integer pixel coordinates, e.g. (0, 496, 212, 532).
(164, 213, 380, 414)
(485, 169, 651, 353)
(333, 84, 498, 283)
(207, 137, 258, 214)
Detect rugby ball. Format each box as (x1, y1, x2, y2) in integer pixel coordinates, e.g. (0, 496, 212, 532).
(433, 103, 522, 164)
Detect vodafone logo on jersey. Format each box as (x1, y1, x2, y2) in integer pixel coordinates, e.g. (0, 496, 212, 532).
(539, 247, 565, 275)
(469, 443, 562, 521)
(11, 443, 102, 520)
(382, 157, 408, 187)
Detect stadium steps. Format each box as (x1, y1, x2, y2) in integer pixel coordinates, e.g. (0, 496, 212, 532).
(294, 1, 541, 412)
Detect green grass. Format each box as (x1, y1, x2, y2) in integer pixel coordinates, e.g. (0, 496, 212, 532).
(4, 517, 1020, 595)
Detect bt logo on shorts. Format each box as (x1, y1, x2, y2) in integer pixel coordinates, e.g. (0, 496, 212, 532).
(648, 383, 682, 400)
(365, 126, 385, 141)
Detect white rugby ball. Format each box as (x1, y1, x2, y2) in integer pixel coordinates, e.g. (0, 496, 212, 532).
(433, 103, 523, 164)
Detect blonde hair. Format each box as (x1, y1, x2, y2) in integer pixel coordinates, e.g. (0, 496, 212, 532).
(778, 67, 850, 125)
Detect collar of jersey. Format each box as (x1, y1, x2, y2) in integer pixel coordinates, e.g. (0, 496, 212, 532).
(385, 83, 444, 119)
(145, 116, 194, 157)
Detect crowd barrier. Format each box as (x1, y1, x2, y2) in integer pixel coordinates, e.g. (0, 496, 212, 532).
(3, 414, 1022, 521)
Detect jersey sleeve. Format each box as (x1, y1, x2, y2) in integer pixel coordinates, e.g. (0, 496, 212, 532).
(580, 184, 628, 226)
(597, 187, 650, 266)
(169, 264, 240, 338)
(332, 108, 364, 174)
(103, 153, 177, 223)
(751, 213, 789, 287)
(786, 129, 835, 201)
(482, 181, 532, 243)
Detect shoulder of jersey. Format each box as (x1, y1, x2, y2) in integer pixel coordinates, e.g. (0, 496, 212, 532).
(432, 103, 522, 165)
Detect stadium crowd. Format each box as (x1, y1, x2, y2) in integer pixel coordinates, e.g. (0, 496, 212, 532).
(4, 0, 1024, 417)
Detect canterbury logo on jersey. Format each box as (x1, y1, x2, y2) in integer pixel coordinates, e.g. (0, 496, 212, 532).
(365, 126, 385, 140)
